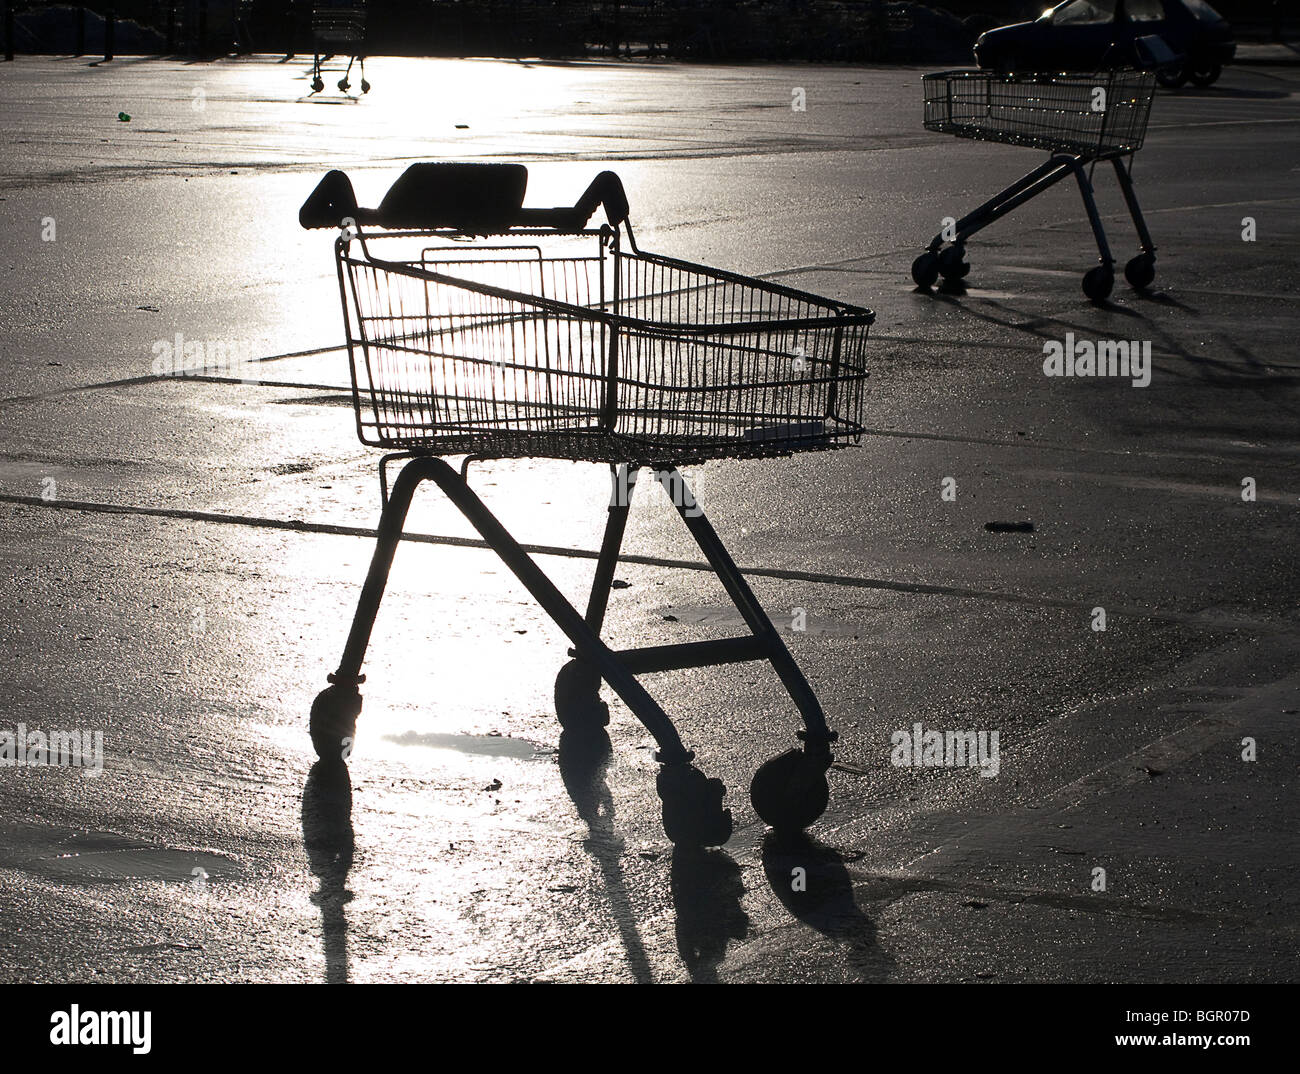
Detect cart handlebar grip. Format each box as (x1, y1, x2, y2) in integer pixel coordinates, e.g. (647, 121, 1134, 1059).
(299, 169, 362, 229)
(300, 165, 632, 234)
(571, 170, 630, 228)
(511, 171, 630, 231)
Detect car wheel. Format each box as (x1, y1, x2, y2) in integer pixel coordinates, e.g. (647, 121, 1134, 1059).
(1155, 63, 1188, 89)
(1189, 63, 1222, 87)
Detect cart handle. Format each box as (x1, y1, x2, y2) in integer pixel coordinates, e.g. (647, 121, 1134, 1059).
(299, 164, 631, 233)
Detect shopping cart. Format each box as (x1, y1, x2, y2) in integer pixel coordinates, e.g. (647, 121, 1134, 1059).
(911, 69, 1157, 303)
(298, 163, 873, 845)
(309, 0, 369, 95)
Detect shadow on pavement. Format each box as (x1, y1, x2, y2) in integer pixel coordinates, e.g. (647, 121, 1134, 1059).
(557, 723, 657, 983)
(670, 846, 750, 982)
(556, 659, 749, 981)
(302, 760, 355, 985)
(762, 830, 896, 982)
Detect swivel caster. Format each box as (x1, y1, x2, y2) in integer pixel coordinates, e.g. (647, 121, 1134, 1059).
(1082, 264, 1114, 304)
(553, 659, 610, 735)
(338, 78, 350, 93)
(311, 77, 324, 94)
(1124, 252, 1156, 291)
(749, 748, 830, 832)
(309, 682, 361, 763)
(360, 79, 371, 94)
(937, 243, 970, 281)
(911, 251, 939, 289)
(657, 763, 732, 846)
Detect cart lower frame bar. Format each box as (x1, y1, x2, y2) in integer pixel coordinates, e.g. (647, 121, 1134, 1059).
(924, 152, 1155, 271)
(325, 456, 836, 770)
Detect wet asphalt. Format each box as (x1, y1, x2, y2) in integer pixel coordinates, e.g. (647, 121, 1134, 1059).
(0, 55, 1297, 982)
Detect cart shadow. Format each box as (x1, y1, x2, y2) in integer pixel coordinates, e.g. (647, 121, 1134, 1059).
(929, 286, 1208, 360)
(555, 661, 750, 982)
(761, 831, 896, 982)
(1086, 297, 1145, 318)
(964, 287, 1300, 397)
(1129, 289, 1195, 312)
(670, 846, 750, 982)
(556, 726, 656, 983)
(301, 760, 355, 985)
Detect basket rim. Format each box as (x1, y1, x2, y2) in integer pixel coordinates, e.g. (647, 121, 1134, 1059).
(923, 68, 1156, 85)
(340, 235, 876, 337)
(352, 424, 868, 464)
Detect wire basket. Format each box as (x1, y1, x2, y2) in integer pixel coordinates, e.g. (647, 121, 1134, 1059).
(337, 230, 873, 464)
(923, 69, 1156, 159)
(312, 1, 366, 46)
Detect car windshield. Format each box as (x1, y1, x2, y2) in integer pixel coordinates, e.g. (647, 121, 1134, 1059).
(1048, 1, 1117, 26)
(1126, 0, 1163, 22)
(1180, 0, 1225, 22)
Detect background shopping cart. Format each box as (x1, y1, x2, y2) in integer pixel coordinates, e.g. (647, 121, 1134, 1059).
(310, 0, 369, 94)
(912, 69, 1158, 303)
(299, 163, 874, 846)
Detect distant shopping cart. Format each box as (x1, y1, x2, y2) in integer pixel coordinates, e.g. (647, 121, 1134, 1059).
(912, 69, 1157, 303)
(310, 0, 369, 94)
(298, 163, 874, 845)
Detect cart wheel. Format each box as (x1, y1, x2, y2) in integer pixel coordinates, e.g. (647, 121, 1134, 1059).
(658, 764, 732, 846)
(1124, 252, 1156, 291)
(749, 748, 830, 832)
(1082, 265, 1114, 304)
(309, 683, 361, 763)
(311, 77, 324, 93)
(360, 79, 371, 94)
(937, 244, 970, 281)
(553, 659, 610, 734)
(1189, 64, 1221, 88)
(911, 252, 940, 289)
(338, 78, 350, 92)
(1155, 64, 1188, 89)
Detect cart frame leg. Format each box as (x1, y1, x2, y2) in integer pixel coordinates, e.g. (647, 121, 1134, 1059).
(317, 456, 839, 841)
(924, 152, 1121, 271)
(325, 455, 693, 764)
(1111, 155, 1156, 256)
(927, 156, 1071, 251)
(585, 463, 638, 634)
(652, 467, 837, 761)
(327, 455, 426, 689)
(567, 464, 837, 759)
(1066, 157, 1114, 268)
(566, 464, 838, 759)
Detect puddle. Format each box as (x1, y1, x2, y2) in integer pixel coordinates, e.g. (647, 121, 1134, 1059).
(383, 731, 545, 758)
(0, 821, 237, 884)
(0, 459, 142, 490)
(37, 847, 235, 883)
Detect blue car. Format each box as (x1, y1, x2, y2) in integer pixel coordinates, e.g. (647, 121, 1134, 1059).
(974, 0, 1236, 87)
